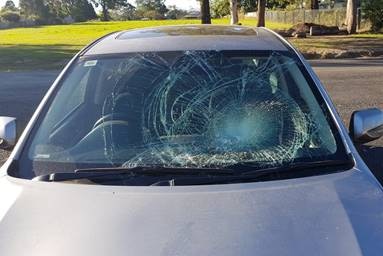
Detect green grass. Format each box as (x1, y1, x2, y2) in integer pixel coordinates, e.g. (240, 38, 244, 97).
(0, 19, 291, 71)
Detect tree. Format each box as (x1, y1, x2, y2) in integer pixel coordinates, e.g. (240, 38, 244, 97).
(266, 0, 289, 9)
(211, 0, 259, 18)
(211, 0, 230, 18)
(257, 0, 266, 27)
(241, 0, 290, 10)
(230, 0, 239, 24)
(0, 11, 20, 22)
(200, 0, 211, 24)
(19, 0, 97, 23)
(240, 0, 256, 12)
(110, 3, 136, 20)
(44, 0, 97, 22)
(311, 0, 319, 9)
(345, 0, 357, 34)
(166, 5, 187, 19)
(68, 0, 97, 21)
(92, 0, 128, 21)
(19, 0, 51, 23)
(362, 0, 383, 32)
(45, 0, 65, 19)
(136, 0, 168, 19)
(2, 0, 17, 11)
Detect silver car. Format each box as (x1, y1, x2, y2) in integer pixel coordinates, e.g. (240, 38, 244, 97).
(1, 25, 383, 255)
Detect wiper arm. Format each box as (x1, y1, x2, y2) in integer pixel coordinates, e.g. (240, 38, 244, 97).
(33, 166, 237, 182)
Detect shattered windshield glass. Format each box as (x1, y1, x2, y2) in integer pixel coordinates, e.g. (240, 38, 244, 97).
(24, 50, 347, 177)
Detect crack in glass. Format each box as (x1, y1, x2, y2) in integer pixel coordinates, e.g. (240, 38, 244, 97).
(99, 51, 318, 168)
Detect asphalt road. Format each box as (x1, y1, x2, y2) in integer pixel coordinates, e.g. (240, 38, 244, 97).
(0, 58, 382, 181)
(0, 71, 59, 130)
(311, 58, 383, 181)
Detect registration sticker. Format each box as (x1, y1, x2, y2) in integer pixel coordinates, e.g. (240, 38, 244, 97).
(84, 60, 98, 67)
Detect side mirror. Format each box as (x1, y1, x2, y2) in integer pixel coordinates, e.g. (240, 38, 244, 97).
(350, 108, 383, 144)
(0, 116, 17, 149)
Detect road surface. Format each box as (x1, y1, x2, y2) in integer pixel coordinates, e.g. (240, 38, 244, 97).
(311, 58, 383, 181)
(1, 58, 382, 180)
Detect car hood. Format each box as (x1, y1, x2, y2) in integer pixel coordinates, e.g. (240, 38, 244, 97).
(0, 169, 383, 256)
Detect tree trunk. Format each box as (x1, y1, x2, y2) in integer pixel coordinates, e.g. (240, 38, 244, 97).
(257, 0, 266, 27)
(311, 0, 319, 9)
(230, 0, 239, 25)
(200, 0, 211, 24)
(345, 0, 357, 34)
(101, 4, 109, 21)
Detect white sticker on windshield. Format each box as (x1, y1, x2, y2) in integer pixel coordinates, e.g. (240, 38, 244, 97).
(84, 60, 97, 67)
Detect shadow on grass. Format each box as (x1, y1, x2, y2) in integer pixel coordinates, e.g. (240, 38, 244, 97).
(0, 44, 81, 71)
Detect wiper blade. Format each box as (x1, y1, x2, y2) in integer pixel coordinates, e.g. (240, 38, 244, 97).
(238, 158, 354, 176)
(33, 166, 236, 182)
(151, 158, 354, 186)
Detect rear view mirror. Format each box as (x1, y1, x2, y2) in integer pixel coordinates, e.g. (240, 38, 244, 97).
(350, 108, 383, 144)
(0, 116, 17, 149)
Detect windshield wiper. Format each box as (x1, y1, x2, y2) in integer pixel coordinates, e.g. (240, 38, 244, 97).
(234, 158, 354, 176)
(150, 158, 354, 186)
(33, 157, 354, 184)
(32, 166, 237, 182)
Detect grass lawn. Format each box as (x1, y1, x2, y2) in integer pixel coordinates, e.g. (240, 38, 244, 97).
(0, 19, 290, 71)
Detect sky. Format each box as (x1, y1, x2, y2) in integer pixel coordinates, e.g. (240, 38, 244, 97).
(0, 0, 200, 11)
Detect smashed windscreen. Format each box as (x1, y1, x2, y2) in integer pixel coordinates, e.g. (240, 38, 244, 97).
(25, 50, 344, 177)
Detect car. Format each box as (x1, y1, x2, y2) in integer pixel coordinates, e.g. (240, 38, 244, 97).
(1, 25, 383, 255)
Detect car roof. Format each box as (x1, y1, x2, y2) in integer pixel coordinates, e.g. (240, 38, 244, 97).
(83, 25, 290, 56)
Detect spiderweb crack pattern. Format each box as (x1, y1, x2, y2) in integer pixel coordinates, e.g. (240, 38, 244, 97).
(100, 51, 314, 167)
